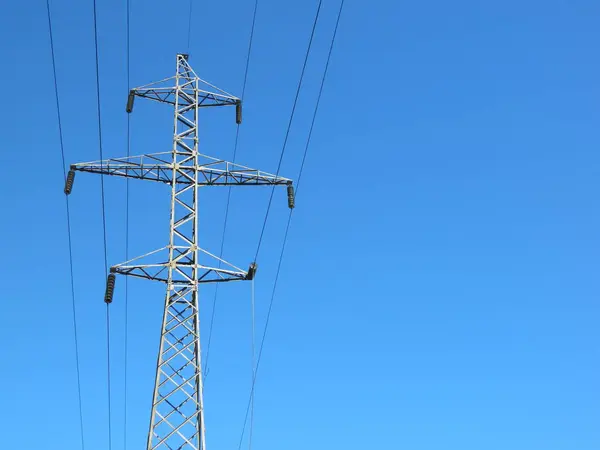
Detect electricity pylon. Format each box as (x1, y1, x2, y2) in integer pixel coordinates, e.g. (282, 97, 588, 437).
(65, 53, 294, 450)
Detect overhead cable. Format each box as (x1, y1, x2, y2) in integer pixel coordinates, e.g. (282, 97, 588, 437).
(204, 0, 261, 380)
(253, 0, 324, 263)
(46, 0, 86, 447)
(237, 1, 345, 446)
(91, 0, 112, 447)
(124, 0, 131, 447)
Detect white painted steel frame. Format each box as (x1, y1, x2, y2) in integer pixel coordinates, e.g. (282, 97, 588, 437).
(68, 54, 292, 450)
(145, 53, 207, 450)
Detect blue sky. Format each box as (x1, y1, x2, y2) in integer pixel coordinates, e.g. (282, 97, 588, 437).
(0, 0, 599, 449)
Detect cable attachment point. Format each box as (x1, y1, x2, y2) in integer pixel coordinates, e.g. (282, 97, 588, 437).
(246, 262, 258, 280)
(104, 273, 116, 304)
(126, 90, 135, 113)
(235, 99, 243, 125)
(287, 182, 295, 209)
(64, 169, 76, 195)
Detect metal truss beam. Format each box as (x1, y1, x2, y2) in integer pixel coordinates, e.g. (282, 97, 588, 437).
(71, 152, 292, 186)
(128, 55, 240, 109)
(109, 246, 251, 284)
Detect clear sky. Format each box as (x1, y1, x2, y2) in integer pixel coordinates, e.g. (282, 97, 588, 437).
(0, 0, 598, 449)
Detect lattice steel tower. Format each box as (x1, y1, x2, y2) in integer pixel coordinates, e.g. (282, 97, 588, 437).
(65, 54, 294, 450)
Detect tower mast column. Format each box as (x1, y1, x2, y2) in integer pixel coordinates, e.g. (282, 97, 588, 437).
(66, 53, 295, 450)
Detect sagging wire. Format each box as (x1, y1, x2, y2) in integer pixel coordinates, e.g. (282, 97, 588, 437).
(252, 0, 324, 263)
(91, 0, 112, 447)
(204, 0, 261, 381)
(237, 1, 345, 447)
(46, 0, 86, 447)
(124, 0, 131, 447)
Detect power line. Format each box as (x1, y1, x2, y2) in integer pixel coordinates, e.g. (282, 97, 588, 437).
(237, 212, 292, 450)
(92, 2, 108, 274)
(91, 0, 112, 448)
(249, 278, 256, 450)
(106, 306, 114, 449)
(239, 0, 260, 103)
(294, 0, 344, 195)
(237, 1, 345, 446)
(46, 1, 86, 448)
(124, 0, 131, 448)
(253, 0, 323, 263)
(186, 0, 193, 52)
(204, 0, 260, 380)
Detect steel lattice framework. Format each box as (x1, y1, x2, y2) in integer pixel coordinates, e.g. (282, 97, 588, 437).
(66, 54, 293, 450)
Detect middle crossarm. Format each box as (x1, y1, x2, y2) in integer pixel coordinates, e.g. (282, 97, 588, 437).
(70, 152, 292, 186)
